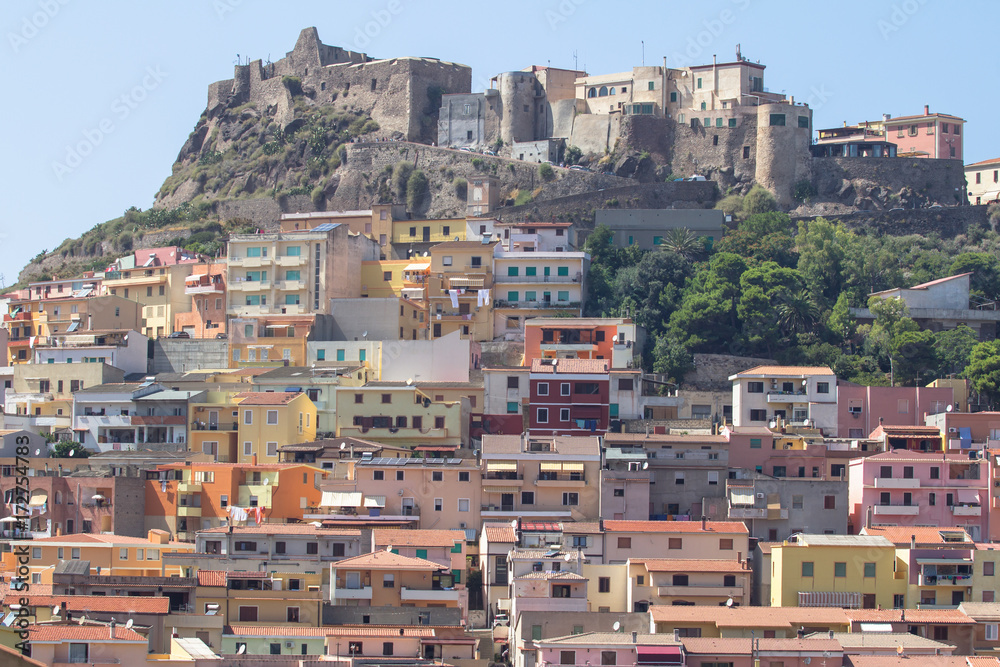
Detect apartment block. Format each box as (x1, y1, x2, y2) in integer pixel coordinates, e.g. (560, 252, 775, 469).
(175, 262, 227, 338)
(493, 250, 588, 339)
(731, 365, 838, 434)
(102, 246, 201, 338)
(427, 240, 500, 341)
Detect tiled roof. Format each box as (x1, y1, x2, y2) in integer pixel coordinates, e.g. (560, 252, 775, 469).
(521, 522, 562, 532)
(540, 632, 680, 646)
(331, 550, 444, 570)
(967, 157, 1000, 168)
(682, 637, 842, 654)
(197, 524, 360, 536)
(0, 643, 47, 667)
(234, 391, 300, 405)
(633, 559, 749, 573)
(28, 624, 147, 642)
(17, 533, 188, 546)
(564, 521, 603, 534)
(326, 627, 438, 638)
(429, 240, 499, 250)
(871, 425, 941, 434)
(196, 570, 228, 587)
(482, 434, 601, 456)
(604, 520, 748, 534)
(604, 433, 728, 445)
(733, 365, 834, 378)
(530, 358, 610, 374)
(959, 602, 1000, 620)
(845, 608, 974, 625)
(511, 549, 584, 561)
(861, 526, 972, 546)
(5, 595, 168, 614)
(223, 625, 328, 638)
(846, 658, 993, 667)
(650, 605, 849, 627)
(373, 529, 465, 548)
(815, 632, 954, 649)
(482, 523, 517, 543)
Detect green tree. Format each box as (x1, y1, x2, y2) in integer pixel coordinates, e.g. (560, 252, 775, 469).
(651, 334, 694, 383)
(658, 227, 703, 261)
(934, 325, 979, 377)
(796, 217, 845, 307)
(50, 441, 90, 458)
(737, 262, 805, 356)
(951, 252, 1000, 301)
(891, 330, 938, 386)
(669, 253, 746, 351)
(392, 161, 414, 201)
(564, 145, 583, 165)
(966, 339, 1000, 408)
(406, 169, 429, 212)
(539, 162, 555, 181)
(741, 184, 778, 216)
(775, 289, 820, 335)
(827, 293, 856, 344)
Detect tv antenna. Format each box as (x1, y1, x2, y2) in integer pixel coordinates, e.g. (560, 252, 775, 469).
(573, 50, 578, 71)
(0, 274, 5, 289)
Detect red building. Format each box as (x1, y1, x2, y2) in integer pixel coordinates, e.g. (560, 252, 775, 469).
(528, 358, 610, 436)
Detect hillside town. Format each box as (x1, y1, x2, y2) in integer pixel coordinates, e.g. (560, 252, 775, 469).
(6, 23, 1000, 667)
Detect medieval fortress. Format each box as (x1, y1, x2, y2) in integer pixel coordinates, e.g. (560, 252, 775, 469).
(203, 29, 962, 210)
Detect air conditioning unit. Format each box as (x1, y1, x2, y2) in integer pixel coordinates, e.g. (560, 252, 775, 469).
(286, 641, 295, 648)
(460, 522, 467, 529)
(756, 493, 765, 499)
(949, 428, 958, 434)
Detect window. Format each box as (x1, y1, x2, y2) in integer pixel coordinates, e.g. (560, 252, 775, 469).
(396, 470, 404, 481)
(720, 538, 733, 550)
(506, 401, 518, 414)
(243, 410, 253, 425)
(728, 118, 737, 128)
(373, 470, 384, 481)
(897, 399, 909, 414)
(266, 410, 278, 425)
(930, 466, 940, 479)
(561, 651, 576, 665)
(459, 471, 470, 482)
(987, 562, 996, 577)
(68, 644, 89, 663)
(670, 91, 677, 103)
(458, 498, 470, 512)
(507, 376, 519, 389)
(668, 538, 682, 550)
(119, 548, 128, 560)
(750, 438, 762, 449)
(816, 381, 829, 394)
(562, 492, 579, 506)
(802, 562, 814, 577)
(561, 382, 571, 396)
(864, 562, 876, 577)
(824, 495, 836, 510)
(521, 491, 534, 505)
(749, 409, 767, 421)
(834, 562, 847, 577)
(537, 408, 548, 423)
(383, 573, 395, 588)
(769, 113, 786, 126)
(559, 408, 570, 422)
(880, 465, 893, 478)
(618, 537, 632, 549)
(382, 642, 394, 656)
(987, 623, 999, 641)
(537, 382, 549, 396)
(675, 471, 685, 485)
(72, 548, 81, 559)
(599, 577, 611, 593)
(798, 115, 810, 128)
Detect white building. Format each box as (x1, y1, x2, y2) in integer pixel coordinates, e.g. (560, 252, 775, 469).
(729, 365, 838, 435)
(33, 330, 148, 375)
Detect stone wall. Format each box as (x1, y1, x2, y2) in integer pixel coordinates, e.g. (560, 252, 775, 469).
(810, 156, 966, 210)
(797, 204, 990, 237)
(683, 353, 777, 392)
(110, 477, 147, 537)
(149, 339, 228, 374)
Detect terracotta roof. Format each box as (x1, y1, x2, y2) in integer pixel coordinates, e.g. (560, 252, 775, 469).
(733, 365, 834, 378)
(196, 570, 228, 587)
(967, 157, 1000, 168)
(373, 529, 465, 548)
(959, 602, 1000, 620)
(845, 608, 974, 625)
(755, 541, 780, 555)
(197, 524, 360, 536)
(632, 558, 749, 573)
(234, 391, 300, 405)
(5, 595, 169, 614)
(907, 273, 972, 290)
(846, 658, 993, 667)
(682, 637, 842, 654)
(326, 627, 438, 638)
(605, 433, 728, 445)
(530, 358, 610, 374)
(0, 643, 47, 667)
(539, 632, 681, 646)
(604, 520, 748, 534)
(564, 521, 603, 534)
(817, 632, 955, 650)
(871, 425, 941, 434)
(28, 624, 147, 642)
(514, 571, 587, 581)
(223, 625, 328, 638)
(331, 550, 445, 570)
(482, 434, 601, 456)
(16, 533, 189, 547)
(650, 605, 849, 627)
(482, 523, 517, 543)
(861, 526, 972, 546)
(430, 240, 500, 250)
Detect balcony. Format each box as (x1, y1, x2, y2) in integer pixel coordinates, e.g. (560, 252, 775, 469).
(657, 585, 743, 597)
(766, 392, 809, 403)
(333, 586, 373, 601)
(185, 283, 225, 295)
(494, 300, 581, 310)
(874, 478, 921, 489)
(75, 415, 132, 428)
(191, 422, 238, 432)
(729, 508, 767, 519)
(400, 587, 461, 602)
(873, 504, 921, 516)
(132, 415, 186, 426)
(481, 507, 573, 519)
(919, 573, 972, 587)
(952, 505, 982, 516)
(275, 255, 307, 267)
(535, 475, 587, 487)
(494, 274, 581, 284)
(228, 279, 271, 292)
(177, 482, 202, 494)
(177, 506, 202, 518)
(274, 279, 305, 291)
(228, 256, 265, 268)
(483, 476, 524, 488)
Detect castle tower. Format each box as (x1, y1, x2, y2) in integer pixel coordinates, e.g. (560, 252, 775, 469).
(467, 175, 499, 218)
(754, 101, 813, 208)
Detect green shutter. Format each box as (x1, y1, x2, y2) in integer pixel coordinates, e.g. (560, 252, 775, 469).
(525, 267, 537, 276)
(416, 549, 428, 559)
(507, 291, 518, 302)
(451, 542, 462, 554)
(452, 569, 461, 584)
(557, 291, 569, 302)
(507, 266, 519, 276)
(609, 404, 619, 418)
(557, 266, 569, 276)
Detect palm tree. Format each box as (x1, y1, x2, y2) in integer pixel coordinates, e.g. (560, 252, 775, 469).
(776, 289, 820, 335)
(658, 227, 703, 261)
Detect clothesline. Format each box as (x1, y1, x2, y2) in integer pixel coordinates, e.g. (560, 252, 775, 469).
(227, 505, 265, 525)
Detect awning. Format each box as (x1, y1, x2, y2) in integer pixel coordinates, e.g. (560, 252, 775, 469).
(798, 591, 861, 608)
(266, 324, 292, 329)
(363, 495, 386, 508)
(185, 275, 205, 284)
(404, 263, 430, 272)
(860, 623, 894, 633)
(539, 462, 563, 472)
(321, 491, 363, 507)
(28, 490, 48, 507)
(486, 461, 517, 472)
(958, 489, 980, 503)
(497, 598, 511, 610)
(484, 487, 520, 494)
(414, 445, 456, 452)
(730, 490, 755, 507)
(562, 462, 584, 472)
(636, 646, 683, 665)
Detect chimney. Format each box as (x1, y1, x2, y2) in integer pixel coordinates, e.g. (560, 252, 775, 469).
(673, 629, 680, 642)
(632, 631, 638, 643)
(701, 516, 707, 531)
(796, 626, 805, 640)
(109, 618, 116, 639)
(910, 535, 916, 549)
(924, 104, 929, 116)
(829, 630, 834, 639)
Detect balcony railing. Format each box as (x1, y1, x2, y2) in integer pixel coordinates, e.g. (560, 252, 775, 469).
(493, 274, 581, 284)
(494, 300, 581, 310)
(873, 504, 921, 515)
(729, 508, 767, 519)
(873, 478, 921, 489)
(952, 505, 982, 516)
(192, 422, 238, 431)
(400, 586, 461, 601)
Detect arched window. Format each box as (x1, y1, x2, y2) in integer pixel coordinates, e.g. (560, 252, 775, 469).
(598, 86, 609, 97)
(609, 87, 616, 95)
(588, 88, 597, 98)
(54, 491, 62, 505)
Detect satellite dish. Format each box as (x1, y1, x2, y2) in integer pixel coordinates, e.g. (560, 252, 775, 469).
(34, 450, 39, 456)
(564, 553, 572, 562)
(612, 335, 618, 342)
(726, 597, 734, 608)
(947, 404, 954, 412)
(897, 646, 904, 656)
(454, 236, 460, 241)
(125, 619, 133, 629)
(69, 449, 75, 457)
(52, 605, 60, 615)
(340, 442, 346, 450)
(768, 421, 777, 429)
(310, 521, 322, 527)
(262, 478, 269, 486)
(510, 519, 518, 529)
(612, 621, 621, 632)
(642, 461, 648, 470)
(78, 615, 85, 624)
(386, 545, 394, 552)
(362, 331, 368, 338)
(237, 645, 247, 655)
(8, 604, 20, 611)
(406, 378, 413, 386)
(423, 252, 429, 257)
(804, 659, 811, 665)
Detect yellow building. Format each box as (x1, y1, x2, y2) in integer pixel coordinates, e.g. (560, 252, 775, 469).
(102, 247, 200, 338)
(280, 205, 401, 252)
(4, 362, 124, 436)
(334, 384, 469, 449)
(361, 260, 411, 298)
(234, 392, 318, 464)
(770, 533, 903, 609)
(428, 240, 499, 341)
(197, 569, 324, 626)
(974, 544, 1000, 605)
(582, 562, 630, 612)
(8, 530, 194, 584)
(392, 218, 466, 245)
(628, 558, 751, 608)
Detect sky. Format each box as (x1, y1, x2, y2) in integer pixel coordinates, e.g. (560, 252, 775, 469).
(1, 0, 995, 284)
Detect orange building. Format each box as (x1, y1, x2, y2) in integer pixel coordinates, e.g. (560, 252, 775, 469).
(523, 317, 640, 366)
(175, 262, 227, 338)
(144, 462, 330, 540)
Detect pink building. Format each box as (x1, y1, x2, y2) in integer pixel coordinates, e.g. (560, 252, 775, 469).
(876, 105, 965, 160)
(536, 632, 683, 667)
(838, 384, 953, 438)
(682, 637, 843, 667)
(848, 450, 988, 539)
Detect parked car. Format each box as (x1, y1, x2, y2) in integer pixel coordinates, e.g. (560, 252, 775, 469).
(481, 149, 497, 156)
(215, 333, 228, 339)
(167, 331, 190, 339)
(460, 146, 476, 153)
(569, 165, 591, 172)
(687, 174, 707, 181)
(493, 613, 509, 627)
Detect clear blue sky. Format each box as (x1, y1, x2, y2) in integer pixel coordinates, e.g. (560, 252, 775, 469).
(1, 0, 994, 284)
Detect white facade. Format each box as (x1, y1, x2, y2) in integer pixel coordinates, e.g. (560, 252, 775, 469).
(308, 330, 474, 384)
(72, 384, 194, 452)
(730, 365, 838, 435)
(33, 331, 148, 375)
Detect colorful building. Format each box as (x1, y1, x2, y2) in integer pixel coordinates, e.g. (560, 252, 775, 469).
(627, 558, 751, 608)
(966, 157, 1000, 205)
(334, 383, 469, 449)
(229, 313, 328, 368)
(524, 317, 640, 365)
(232, 391, 318, 464)
(102, 246, 201, 338)
(730, 365, 838, 434)
(492, 250, 588, 339)
(528, 358, 610, 436)
(175, 261, 227, 338)
(427, 240, 500, 341)
(838, 383, 953, 438)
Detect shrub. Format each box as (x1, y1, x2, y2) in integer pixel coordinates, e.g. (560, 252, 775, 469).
(743, 184, 778, 216)
(392, 161, 414, 200)
(792, 179, 817, 203)
(539, 162, 555, 181)
(453, 178, 468, 199)
(471, 157, 484, 170)
(282, 76, 304, 97)
(406, 170, 429, 211)
(311, 186, 325, 206)
(564, 145, 583, 165)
